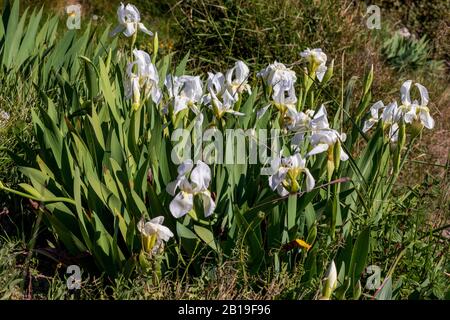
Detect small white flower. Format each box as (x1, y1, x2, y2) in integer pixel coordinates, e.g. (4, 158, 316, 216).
(137, 216, 174, 254)
(125, 49, 161, 109)
(0, 110, 10, 121)
(166, 160, 216, 219)
(111, 3, 153, 38)
(225, 60, 251, 96)
(269, 153, 315, 196)
(165, 75, 203, 115)
(300, 48, 328, 82)
(397, 27, 411, 38)
(362, 101, 384, 133)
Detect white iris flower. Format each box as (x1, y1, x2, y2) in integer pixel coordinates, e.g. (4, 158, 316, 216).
(362, 101, 385, 133)
(399, 80, 434, 129)
(165, 75, 203, 115)
(111, 3, 153, 38)
(166, 160, 216, 219)
(225, 60, 252, 96)
(257, 61, 297, 96)
(125, 49, 161, 110)
(300, 48, 328, 82)
(306, 106, 348, 161)
(269, 153, 315, 196)
(137, 216, 174, 255)
(203, 72, 244, 119)
(308, 128, 349, 161)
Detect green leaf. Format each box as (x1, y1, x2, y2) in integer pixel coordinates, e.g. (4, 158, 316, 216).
(287, 194, 297, 234)
(193, 225, 217, 251)
(349, 228, 371, 287)
(177, 222, 198, 240)
(73, 166, 93, 251)
(375, 277, 393, 300)
(175, 51, 190, 76)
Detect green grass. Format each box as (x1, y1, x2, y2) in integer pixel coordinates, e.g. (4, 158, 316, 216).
(0, 0, 448, 300)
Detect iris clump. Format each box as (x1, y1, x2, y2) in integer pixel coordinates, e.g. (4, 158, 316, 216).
(0, 1, 444, 301)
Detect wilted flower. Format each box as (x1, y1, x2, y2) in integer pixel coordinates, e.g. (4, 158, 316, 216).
(269, 153, 315, 196)
(111, 3, 153, 38)
(137, 216, 174, 255)
(300, 48, 328, 82)
(225, 60, 251, 96)
(125, 49, 161, 110)
(166, 160, 216, 218)
(165, 75, 203, 115)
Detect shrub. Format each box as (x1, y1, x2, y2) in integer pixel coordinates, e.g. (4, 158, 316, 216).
(381, 31, 444, 72)
(379, 0, 450, 62)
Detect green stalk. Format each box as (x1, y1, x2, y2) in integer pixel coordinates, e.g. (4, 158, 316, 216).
(382, 136, 417, 203)
(287, 194, 297, 235)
